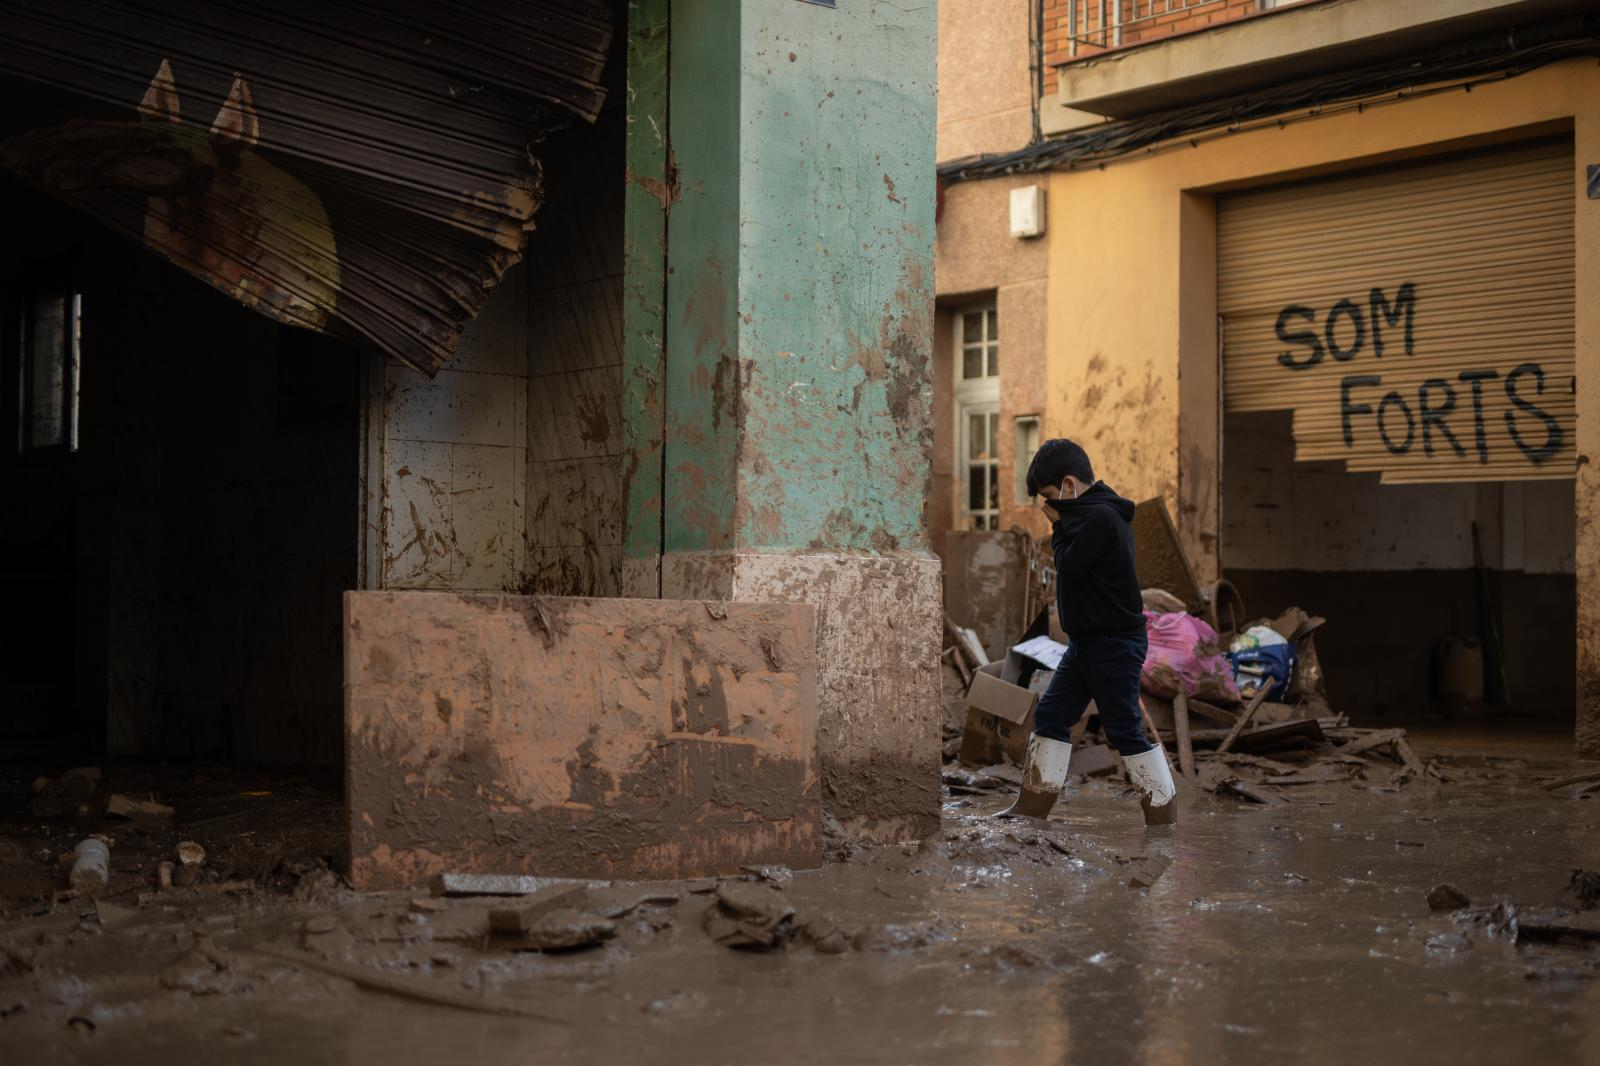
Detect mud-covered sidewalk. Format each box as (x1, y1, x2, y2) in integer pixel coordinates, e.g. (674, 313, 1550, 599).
(2, 736, 1598, 1066)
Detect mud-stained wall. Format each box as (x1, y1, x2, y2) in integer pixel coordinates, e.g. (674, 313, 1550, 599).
(934, 176, 1053, 553)
(1225, 409, 1577, 718)
(654, 1, 944, 840)
(344, 592, 819, 889)
(733, 553, 943, 843)
(1224, 411, 1575, 574)
(524, 66, 628, 597)
(665, 1, 937, 556)
(375, 264, 529, 593)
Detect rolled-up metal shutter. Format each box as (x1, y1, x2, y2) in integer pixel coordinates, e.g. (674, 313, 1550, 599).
(1219, 139, 1574, 483)
(0, 1, 612, 377)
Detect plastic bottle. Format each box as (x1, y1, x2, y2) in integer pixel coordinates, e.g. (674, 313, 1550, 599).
(69, 838, 110, 889)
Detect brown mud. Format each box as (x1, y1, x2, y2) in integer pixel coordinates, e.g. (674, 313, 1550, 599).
(2, 735, 1598, 1065)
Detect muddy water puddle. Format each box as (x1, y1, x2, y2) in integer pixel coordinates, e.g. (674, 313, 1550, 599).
(3, 760, 1599, 1064)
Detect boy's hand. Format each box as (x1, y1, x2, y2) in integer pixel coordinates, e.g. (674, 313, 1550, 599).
(1041, 502, 1060, 523)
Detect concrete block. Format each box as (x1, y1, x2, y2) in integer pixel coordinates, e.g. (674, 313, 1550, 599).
(344, 592, 820, 889)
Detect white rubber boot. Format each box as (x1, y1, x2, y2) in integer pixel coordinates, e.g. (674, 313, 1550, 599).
(1124, 745, 1178, 825)
(997, 734, 1073, 819)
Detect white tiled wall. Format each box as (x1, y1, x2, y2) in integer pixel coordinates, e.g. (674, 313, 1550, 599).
(379, 264, 529, 592)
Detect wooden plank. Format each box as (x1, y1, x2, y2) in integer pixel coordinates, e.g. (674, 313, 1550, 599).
(1334, 728, 1408, 756)
(1138, 698, 1164, 749)
(1216, 684, 1274, 755)
(1393, 737, 1428, 777)
(1542, 769, 1600, 791)
(1216, 777, 1287, 807)
(1173, 692, 1196, 780)
(944, 615, 988, 669)
(253, 944, 570, 1021)
(1187, 699, 1240, 726)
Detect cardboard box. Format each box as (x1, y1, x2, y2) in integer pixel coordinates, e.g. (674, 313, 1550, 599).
(958, 651, 1043, 766)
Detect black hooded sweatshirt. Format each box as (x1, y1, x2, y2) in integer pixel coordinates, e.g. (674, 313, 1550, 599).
(1049, 481, 1144, 641)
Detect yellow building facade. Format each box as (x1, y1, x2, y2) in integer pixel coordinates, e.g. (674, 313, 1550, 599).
(1039, 59, 1600, 752)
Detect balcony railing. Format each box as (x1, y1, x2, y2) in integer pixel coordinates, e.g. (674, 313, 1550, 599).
(1054, 0, 1310, 60)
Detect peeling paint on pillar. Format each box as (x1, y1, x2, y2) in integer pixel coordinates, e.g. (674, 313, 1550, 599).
(656, 0, 942, 838)
(664, 0, 936, 554)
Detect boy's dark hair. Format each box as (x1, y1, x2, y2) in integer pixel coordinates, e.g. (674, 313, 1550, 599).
(1025, 438, 1094, 496)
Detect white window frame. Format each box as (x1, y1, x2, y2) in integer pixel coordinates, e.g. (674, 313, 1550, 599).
(1014, 415, 1040, 504)
(954, 306, 999, 531)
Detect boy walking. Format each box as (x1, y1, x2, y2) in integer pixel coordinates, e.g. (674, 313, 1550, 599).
(999, 439, 1178, 825)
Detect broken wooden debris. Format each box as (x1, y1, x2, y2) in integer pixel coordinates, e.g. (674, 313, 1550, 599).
(1389, 739, 1425, 777)
(1213, 776, 1287, 807)
(1173, 693, 1196, 780)
(1512, 912, 1600, 948)
(1542, 769, 1600, 792)
(106, 794, 174, 820)
(944, 615, 989, 671)
(1215, 684, 1275, 755)
(1259, 764, 1350, 787)
(1127, 854, 1173, 889)
(1197, 718, 1327, 755)
(253, 944, 571, 1020)
(1332, 728, 1407, 756)
(1186, 699, 1240, 726)
(487, 883, 590, 933)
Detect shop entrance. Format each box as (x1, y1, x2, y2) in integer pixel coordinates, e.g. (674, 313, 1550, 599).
(1216, 139, 1577, 731)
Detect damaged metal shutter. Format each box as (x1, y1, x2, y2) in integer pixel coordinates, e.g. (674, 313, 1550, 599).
(1219, 140, 1574, 483)
(0, 1, 611, 376)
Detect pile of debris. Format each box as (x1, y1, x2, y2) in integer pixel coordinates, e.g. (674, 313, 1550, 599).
(938, 497, 1453, 808)
(1423, 869, 1600, 977)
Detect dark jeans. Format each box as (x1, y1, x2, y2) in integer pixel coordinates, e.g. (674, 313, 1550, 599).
(1034, 631, 1154, 757)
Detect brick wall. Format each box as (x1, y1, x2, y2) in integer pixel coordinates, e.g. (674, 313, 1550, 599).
(1043, 0, 1265, 67)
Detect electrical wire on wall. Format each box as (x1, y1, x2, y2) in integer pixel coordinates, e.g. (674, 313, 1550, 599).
(1028, 0, 1045, 146)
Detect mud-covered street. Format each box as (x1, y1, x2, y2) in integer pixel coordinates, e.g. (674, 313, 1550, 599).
(3, 730, 1597, 1065)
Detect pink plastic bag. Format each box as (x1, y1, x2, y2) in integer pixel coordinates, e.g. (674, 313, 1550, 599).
(1141, 610, 1240, 704)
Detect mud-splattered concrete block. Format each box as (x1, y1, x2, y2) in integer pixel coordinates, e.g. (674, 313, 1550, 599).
(344, 592, 820, 890)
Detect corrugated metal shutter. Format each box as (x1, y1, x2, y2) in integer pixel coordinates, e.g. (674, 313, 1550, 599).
(0, 1, 612, 377)
(1219, 140, 1575, 484)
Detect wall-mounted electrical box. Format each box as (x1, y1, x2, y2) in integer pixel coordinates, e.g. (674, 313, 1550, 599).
(1009, 185, 1045, 239)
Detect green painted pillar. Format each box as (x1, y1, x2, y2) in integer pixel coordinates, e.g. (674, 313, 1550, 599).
(632, 0, 942, 842)
(620, 0, 671, 598)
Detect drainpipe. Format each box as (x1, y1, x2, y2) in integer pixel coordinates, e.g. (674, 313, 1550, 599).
(1029, 0, 1043, 143)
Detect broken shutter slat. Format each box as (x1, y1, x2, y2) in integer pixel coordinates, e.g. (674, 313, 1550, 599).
(0, 0, 612, 376)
